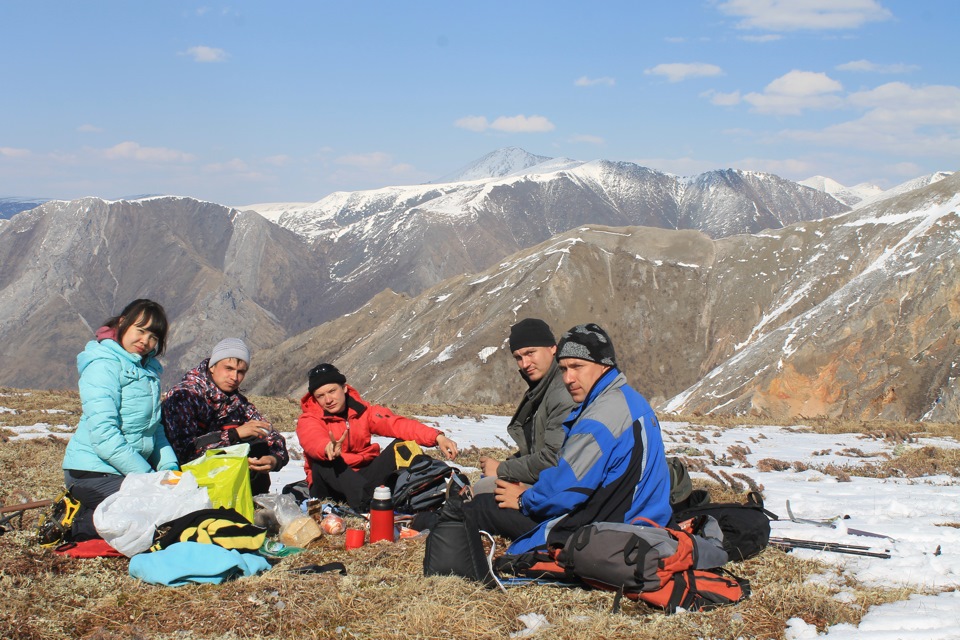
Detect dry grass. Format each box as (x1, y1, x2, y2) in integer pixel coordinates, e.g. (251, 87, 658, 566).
(0, 388, 82, 430)
(669, 412, 960, 441)
(0, 477, 928, 640)
(751, 446, 960, 482)
(1, 395, 958, 638)
(247, 394, 301, 433)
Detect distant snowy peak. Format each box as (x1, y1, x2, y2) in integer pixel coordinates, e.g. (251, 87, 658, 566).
(433, 147, 554, 183)
(856, 171, 954, 209)
(801, 172, 954, 209)
(236, 201, 316, 224)
(799, 176, 883, 207)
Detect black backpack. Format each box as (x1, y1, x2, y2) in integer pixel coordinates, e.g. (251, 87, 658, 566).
(673, 491, 778, 561)
(423, 490, 496, 587)
(391, 454, 468, 514)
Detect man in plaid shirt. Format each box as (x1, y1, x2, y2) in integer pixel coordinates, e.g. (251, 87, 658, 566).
(162, 338, 289, 494)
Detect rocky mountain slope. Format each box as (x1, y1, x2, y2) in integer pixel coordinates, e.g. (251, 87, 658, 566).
(243, 151, 849, 309)
(1, 150, 955, 423)
(0, 197, 332, 388)
(249, 174, 960, 422)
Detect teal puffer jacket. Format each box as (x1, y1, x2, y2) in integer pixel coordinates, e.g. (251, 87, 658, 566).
(62, 339, 180, 476)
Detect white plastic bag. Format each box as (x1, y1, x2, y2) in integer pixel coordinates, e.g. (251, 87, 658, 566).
(253, 492, 304, 535)
(93, 470, 212, 557)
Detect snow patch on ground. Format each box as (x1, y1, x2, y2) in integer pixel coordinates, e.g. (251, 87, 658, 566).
(8, 416, 960, 638)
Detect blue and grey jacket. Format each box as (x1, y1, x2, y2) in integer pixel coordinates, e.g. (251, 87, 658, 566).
(507, 367, 672, 554)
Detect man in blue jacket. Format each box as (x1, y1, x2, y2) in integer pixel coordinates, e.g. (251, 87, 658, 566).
(465, 323, 672, 554)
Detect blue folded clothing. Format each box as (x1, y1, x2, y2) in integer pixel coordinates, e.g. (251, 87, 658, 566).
(129, 541, 271, 586)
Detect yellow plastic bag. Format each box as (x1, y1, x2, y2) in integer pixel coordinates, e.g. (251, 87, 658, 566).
(183, 443, 254, 523)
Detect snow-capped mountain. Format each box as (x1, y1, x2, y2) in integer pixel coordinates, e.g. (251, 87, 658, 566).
(431, 147, 554, 183)
(853, 171, 954, 209)
(2, 149, 955, 421)
(801, 172, 953, 209)
(798, 176, 884, 207)
(241, 151, 849, 312)
(248, 173, 960, 422)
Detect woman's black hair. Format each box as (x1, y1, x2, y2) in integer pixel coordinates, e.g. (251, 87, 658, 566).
(104, 299, 169, 356)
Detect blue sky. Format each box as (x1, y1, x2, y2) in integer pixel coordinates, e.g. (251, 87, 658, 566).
(2, 1, 957, 205)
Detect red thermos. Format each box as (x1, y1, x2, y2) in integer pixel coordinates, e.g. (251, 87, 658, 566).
(368, 485, 395, 543)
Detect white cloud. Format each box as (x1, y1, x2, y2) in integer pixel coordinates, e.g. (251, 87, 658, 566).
(490, 115, 555, 133)
(102, 141, 195, 163)
(456, 114, 555, 133)
(454, 116, 489, 132)
(389, 163, 416, 175)
(570, 134, 605, 145)
(717, 0, 892, 31)
(846, 82, 960, 114)
(77, 124, 103, 134)
(0, 147, 30, 158)
(574, 76, 615, 87)
(743, 70, 844, 114)
(335, 151, 393, 169)
(324, 153, 432, 190)
(264, 154, 292, 167)
(203, 158, 249, 173)
(645, 63, 723, 83)
(182, 45, 229, 63)
(836, 59, 919, 74)
(779, 83, 960, 156)
(739, 34, 782, 42)
(704, 90, 742, 106)
(731, 155, 821, 177)
(884, 161, 926, 179)
(766, 70, 843, 96)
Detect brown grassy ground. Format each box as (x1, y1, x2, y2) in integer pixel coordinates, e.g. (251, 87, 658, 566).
(1, 390, 956, 639)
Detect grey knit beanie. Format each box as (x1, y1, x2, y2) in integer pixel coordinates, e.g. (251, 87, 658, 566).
(210, 338, 250, 366)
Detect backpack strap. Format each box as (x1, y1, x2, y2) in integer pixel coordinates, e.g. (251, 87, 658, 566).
(628, 516, 662, 528)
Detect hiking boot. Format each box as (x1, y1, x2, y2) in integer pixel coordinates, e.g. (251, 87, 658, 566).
(37, 491, 81, 548)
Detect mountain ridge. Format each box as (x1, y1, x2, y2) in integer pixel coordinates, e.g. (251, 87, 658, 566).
(1, 150, 957, 422)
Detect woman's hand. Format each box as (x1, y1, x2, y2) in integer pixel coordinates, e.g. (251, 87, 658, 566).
(436, 434, 459, 460)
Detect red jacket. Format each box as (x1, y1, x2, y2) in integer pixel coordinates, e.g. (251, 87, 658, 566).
(296, 385, 441, 485)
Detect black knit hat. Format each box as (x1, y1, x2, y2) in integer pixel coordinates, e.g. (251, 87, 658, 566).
(308, 363, 347, 394)
(509, 318, 556, 352)
(556, 323, 617, 367)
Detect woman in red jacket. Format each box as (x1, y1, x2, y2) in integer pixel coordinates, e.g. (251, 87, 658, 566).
(296, 363, 459, 510)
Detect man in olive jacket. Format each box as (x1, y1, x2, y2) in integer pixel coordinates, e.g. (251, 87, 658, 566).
(476, 318, 577, 492)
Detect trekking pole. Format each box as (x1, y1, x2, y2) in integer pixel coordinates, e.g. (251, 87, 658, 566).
(769, 537, 891, 559)
(785, 501, 893, 540)
(0, 500, 53, 514)
(0, 499, 53, 532)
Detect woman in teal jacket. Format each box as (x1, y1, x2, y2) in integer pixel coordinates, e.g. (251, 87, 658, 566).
(62, 299, 179, 540)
